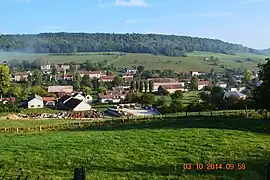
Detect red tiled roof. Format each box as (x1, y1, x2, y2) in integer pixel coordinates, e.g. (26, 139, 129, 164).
(100, 76, 115, 80)
(198, 81, 210, 85)
(148, 78, 178, 83)
(0, 97, 16, 101)
(79, 71, 102, 75)
(42, 97, 56, 102)
(123, 76, 133, 81)
(48, 86, 73, 93)
(160, 84, 184, 90)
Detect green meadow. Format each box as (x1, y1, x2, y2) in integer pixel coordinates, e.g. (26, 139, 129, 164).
(0, 116, 269, 179)
(0, 51, 267, 72)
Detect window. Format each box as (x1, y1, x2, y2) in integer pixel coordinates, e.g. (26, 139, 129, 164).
(31, 105, 34, 107)
(37, 105, 41, 107)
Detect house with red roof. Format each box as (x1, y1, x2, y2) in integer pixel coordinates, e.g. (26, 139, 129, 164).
(197, 80, 210, 90)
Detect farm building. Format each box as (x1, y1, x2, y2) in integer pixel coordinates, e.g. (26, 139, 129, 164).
(79, 71, 106, 79)
(98, 88, 127, 103)
(223, 91, 247, 100)
(64, 98, 92, 111)
(48, 86, 73, 97)
(158, 84, 188, 94)
(147, 78, 180, 92)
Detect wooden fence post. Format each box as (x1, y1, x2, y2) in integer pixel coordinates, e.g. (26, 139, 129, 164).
(74, 167, 86, 180)
(267, 162, 270, 180)
(39, 126, 42, 132)
(211, 111, 213, 117)
(4, 128, 6, 133)
(16, 127, 19, 133)
(186, 111, 188, 117)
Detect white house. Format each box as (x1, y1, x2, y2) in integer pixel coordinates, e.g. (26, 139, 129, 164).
(228, 86, 246, 92)
(27, 94, 44, 109)
(98, 90, 127, 103)
(64, 98, 92, 111)
(125, 68, 137, 75)
(215, 82, 227, 88)
(12, 72, 29, 82)
(190, 71, 206, 76)
(40, 64, 51, 73)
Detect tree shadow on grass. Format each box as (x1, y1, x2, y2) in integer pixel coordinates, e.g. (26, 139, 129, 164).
(67, 116, 270, 134)
(85, 159, 269, 180)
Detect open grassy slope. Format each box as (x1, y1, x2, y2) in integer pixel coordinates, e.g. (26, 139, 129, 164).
(0, 51, 268, 72)
(0, 117, 269, 179)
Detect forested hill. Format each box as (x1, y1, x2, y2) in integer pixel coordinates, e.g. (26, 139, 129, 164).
(261, 48, 270, 55)
(0, 33, 263, 56)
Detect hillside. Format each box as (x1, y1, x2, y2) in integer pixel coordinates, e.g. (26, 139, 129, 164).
(262, 48, 270, 55)
(0, 33, 263, 56)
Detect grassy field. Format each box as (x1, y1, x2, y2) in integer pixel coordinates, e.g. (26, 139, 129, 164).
(0, 116, 269, 179)
(1, 51, 268, 72)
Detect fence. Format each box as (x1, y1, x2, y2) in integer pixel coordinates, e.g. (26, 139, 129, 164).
(0, 109, 262, 134)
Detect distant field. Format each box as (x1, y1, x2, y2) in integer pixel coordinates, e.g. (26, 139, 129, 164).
(0, 116, 269, 179)
(0, 51, 268, 72)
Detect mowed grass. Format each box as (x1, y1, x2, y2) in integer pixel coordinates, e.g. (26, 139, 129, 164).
(0, 51, 268, 72)
(0, 117, 269, 179)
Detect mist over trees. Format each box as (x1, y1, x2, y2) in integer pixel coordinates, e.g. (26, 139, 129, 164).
(0, 33, 264, 56)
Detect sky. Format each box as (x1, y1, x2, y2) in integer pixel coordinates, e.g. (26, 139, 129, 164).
(0, 0, 269, 49)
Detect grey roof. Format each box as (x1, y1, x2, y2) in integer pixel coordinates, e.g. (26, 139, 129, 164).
(224, 91, 246, 99)
(64, 98, 82, 109)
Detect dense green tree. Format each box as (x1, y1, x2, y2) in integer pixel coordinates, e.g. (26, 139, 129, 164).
(149, 80, 154, 92)
(81, 75, 92, 87)
(33, 70, 42, 85)
(0, 33, 263, 56)
(135, 81, 140, 91)
(139, 81, 144, 92)
(141, 93, 156, 105)
(81, 86, 91, 95)
(113, 76, 123, 86)
(137, 65, 145, 74)
(73, 80, 81, 90)
(130, 81, 135, 90)
(190, 76, 199, 90)
(171, 90, 184, 100)
(0, 64, 11, 96)
(30, 86, 47, 96)
(144, 81, 148, 92)
(7, 86, 22, 98)
(243, 69, 252, 83)
(252, 58, 270, 111)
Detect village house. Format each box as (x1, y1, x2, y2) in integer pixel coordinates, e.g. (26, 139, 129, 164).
(98, 88, 127, 103)
(25, 94, 44, 109)
(63, 74, 74, 81)
(226, 86, 246, 92)
(148, 78, 180, 92)
(12, 72, 29, 82)
(190, 71, 206, 76)
(48, 86, 73, 97)
(58, 93, 93, 106)
(79, 71, 106, 79)
(215, 82, 228, 88)
(197, 80, 210, 90)
(40, 64, 51, 73)
(123, 75, 133, 82)
(55, 64, 70, 71)
(99, 76, 115, 82)
(125, 68, 137, 75)
(158, 84, 188, 94)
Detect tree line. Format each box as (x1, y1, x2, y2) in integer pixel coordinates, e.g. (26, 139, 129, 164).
(0, 33, 264, 56)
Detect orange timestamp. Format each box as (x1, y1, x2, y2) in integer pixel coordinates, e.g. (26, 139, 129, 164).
(183, 163, 246, 171)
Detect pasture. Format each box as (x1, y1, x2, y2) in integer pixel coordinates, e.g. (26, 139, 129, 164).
(0, 116, 269, 179)
(0, 51, 267, 72)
